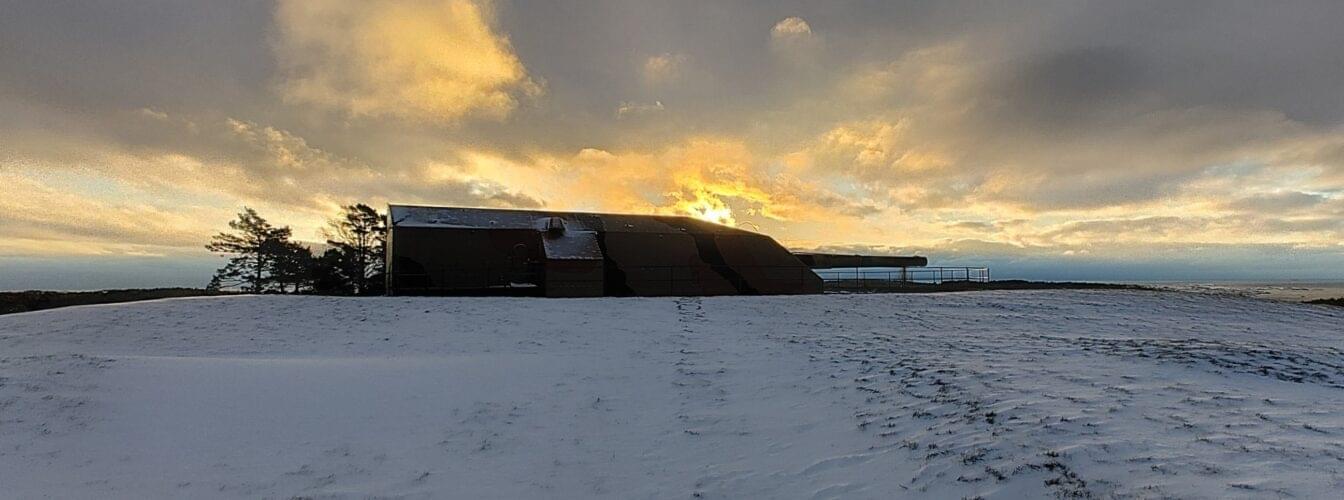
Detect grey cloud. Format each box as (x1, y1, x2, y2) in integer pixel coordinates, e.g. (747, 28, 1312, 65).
(0, 1, 274, 117)
(947, 221, 994, 232)
(806, 192, 883, 218)
(1251, 217, 1343, 234)
(7, 112, 549, 216)
(802, 243, 934, 258)
(997, 1, 1344, 126)
(993, 167, 1201, 210)
(0, 214, 201, 250)
(1039, 214, 1341, 244)
(1224, 192, 1329, 213)
(990, 46, 1152, 130)
(470, 185, 547, 209)
(1038, 216, 1195, 242)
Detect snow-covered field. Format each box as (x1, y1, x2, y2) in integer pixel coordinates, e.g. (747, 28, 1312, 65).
(2, 290, 1343, 499)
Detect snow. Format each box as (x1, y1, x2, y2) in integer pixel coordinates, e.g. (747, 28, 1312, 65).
(389, 204, 555, 230)
(543, 231, 604, 260)
(388, 204, 745, 234)
(2, 290, 1343, 499)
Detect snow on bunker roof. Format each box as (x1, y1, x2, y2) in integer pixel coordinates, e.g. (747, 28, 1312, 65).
(388, 204, 755, 235)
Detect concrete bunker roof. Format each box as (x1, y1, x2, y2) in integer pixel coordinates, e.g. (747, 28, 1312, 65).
(388, 205, 758, 236)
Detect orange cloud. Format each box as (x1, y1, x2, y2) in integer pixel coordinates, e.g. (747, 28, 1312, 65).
(274, 0, 540, 123)
(448, 137, 886, 231)
(0, 170, 228, 256)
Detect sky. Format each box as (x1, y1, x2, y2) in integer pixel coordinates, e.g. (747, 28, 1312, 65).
(2, 0, 1343, 289)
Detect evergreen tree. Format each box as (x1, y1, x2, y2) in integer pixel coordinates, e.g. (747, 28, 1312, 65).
(311, 248, 355, 294)
(205, 207, 292, 293)
(205, 275, 223, 293)
(323, 204, 387, 295)
(267, 238, 315, 293)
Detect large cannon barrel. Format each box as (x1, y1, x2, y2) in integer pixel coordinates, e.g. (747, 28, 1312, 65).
(792, 252, 928, 269)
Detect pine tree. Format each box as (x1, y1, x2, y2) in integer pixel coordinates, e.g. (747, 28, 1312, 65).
(205, 207, 292, 293)
(205, 275, 223, 293)
(311, 248, 355, 294)
(267, 239, 314, 293)
(323, 204, 387, 295)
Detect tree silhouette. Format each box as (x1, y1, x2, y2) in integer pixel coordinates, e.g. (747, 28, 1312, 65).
(323, 204, 387, 295)
(266, 238, 314, 293)
(205, 274, 223, 293)
(205, 207, 293, 293)
(311, 248, 354, 294)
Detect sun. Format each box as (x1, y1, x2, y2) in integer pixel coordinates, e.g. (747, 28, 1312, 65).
(681, 197, 736, 226)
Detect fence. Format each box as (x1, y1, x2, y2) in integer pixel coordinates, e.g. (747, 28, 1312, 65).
(818, 266, 990, 291)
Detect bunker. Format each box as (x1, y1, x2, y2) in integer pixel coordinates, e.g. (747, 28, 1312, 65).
(385, 205, 825, 297)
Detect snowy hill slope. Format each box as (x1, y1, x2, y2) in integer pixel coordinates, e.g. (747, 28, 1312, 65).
(2, 291, 1343, 498)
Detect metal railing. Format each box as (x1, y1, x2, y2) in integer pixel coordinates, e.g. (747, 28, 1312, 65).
(818, 267, 990, 290)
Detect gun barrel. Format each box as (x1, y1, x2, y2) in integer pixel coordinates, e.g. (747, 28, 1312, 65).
(792, 253, 928, 269)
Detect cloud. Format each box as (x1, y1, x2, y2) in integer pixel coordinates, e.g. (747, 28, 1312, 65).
(991, 46, 1152, 128)
(445, 137, 882, 229)
(616, 100, 665, 117)
(643, 53, 688, 84)
(136, 108, 170, 121)
(1224, 191, 1330, 213)
(211, 118, 549, 213)
(0, 170, 224, 256)
(810, 119, 952, 181)
(0, 110, 551, 254)
(770, 17, 813, 40)
(770, 16, 821, 63)
(767, 36, 1344, 223)
(947, 221, 995, 232)
(840, 43, 974, 104)
(272, 0, 540, 123)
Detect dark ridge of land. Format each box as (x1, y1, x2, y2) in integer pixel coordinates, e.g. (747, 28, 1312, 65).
(1306, 297, 1344, 307)
(823, 280, 1148, 294)
(0, 288, 219, 315)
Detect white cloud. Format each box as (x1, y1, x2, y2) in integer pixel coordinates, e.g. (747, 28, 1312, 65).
(136, 107, 170, 121)
(643, 53, 688, 84)
(770, 16, 821, 63)
(616, 100, 665, 117)
(770, 17, 812, 40)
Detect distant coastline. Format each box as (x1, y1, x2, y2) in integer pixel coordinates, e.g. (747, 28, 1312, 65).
(0, 288, 220, 315)
(1127, 280, 1344, 303)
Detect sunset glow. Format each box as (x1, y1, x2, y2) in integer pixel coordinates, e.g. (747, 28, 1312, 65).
(2, 1, 1343, 287)
(679, 195, 737, 226)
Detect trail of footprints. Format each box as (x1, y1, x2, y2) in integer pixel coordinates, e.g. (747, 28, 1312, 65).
(0, 354, 116, 449)
(672, 297, 735, 439)
(785, 315, 1344, 498)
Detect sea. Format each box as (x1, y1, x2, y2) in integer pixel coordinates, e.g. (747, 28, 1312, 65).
(1126, 280, 1344, 303)
(813, 268, 1344, 303)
